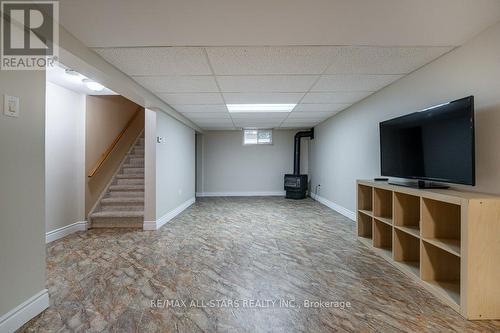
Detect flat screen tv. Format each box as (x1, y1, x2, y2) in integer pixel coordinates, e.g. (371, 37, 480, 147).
(380, 96, 475, 186)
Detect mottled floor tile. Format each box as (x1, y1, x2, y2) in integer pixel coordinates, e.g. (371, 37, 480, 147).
(19, 197, 500, 332)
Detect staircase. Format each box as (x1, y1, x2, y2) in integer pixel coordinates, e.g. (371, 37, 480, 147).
(89, 134, 145, 228)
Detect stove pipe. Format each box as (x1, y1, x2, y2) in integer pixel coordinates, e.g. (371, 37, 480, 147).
(293, 128, 314, 175)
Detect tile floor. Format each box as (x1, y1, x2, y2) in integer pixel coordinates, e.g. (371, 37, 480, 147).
(20, 197, 500, 332)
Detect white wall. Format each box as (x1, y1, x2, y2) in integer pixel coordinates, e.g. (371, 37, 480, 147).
(195, 134, 204, 193)
(45, 82, 86, 233)
(310, 21, 500, 213)
(199, 130, 308, 195)
(156, 112, 196, 218)
(0, 70, 48, 327)
(144, 109, 157, 224)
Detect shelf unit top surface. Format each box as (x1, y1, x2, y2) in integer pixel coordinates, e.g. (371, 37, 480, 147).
(358, 180, 499, 201)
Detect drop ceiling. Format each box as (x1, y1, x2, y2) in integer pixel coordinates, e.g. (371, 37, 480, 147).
(58, 0, 500, 130)
(94, 46, 451, 129)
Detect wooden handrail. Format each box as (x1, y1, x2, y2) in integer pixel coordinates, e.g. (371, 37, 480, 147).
(87, 108, 142, 178)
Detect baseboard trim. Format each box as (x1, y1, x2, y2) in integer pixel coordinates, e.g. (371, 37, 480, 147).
(196, 191, 285, 197)
(143, 197, 196, 231)
(0, 289, 49, 333)
(45, 221, 87, 243)
(143, 220, 157, 231)
(310, 193, 356, 221)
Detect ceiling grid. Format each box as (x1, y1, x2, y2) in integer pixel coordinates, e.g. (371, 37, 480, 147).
(95, 45, 452, 130)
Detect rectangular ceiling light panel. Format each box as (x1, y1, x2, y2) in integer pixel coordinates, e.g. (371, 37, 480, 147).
(227, 104, 296, 113)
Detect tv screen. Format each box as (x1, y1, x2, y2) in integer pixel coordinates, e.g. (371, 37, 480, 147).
(380, 96, 475, 185)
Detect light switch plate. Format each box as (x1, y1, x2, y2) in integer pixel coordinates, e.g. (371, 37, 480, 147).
(4, 94, 20, 118)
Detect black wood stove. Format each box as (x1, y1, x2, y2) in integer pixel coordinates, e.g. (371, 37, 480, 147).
(284, 128, 314, 199)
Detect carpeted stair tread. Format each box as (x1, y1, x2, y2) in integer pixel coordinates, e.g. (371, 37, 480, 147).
(101, 197, 144, 204)
(122, 167, 144, 174)
(116, 173, 144, 179)
(123, 163, 144, 168)
(106, 191, 144, 197)
(90, 210, 144, 218)
(109, 184, 145, 191)
(116, 178, 144, 185)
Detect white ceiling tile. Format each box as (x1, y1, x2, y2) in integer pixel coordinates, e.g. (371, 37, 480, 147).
(206, 46, 337, 75)
(217, 75, 318, 93)
(230, 112, 288, 120)
(159, 93, 223, 105)
(94, 47, 212, 75)
(173, 104, 228, 113)
(302, 92, 372, 104)
(234, 120, 283, 128)
(280, 119, 320, 128)
(324, 46, 452, 74)
(281, 121, 319, 127)
(223, 92, 304, 104)
(194, 118, 234, 126)
(231, 120, 287, 126)
(233, 117, 284, 123)
(182, 112, 230, 119)
(281, 120, 321, 125)
(133, 76, 218, 93)
(288, 111, 337, 119)
(283, 119, 320, 123)
(280, 125, 317, 129)
(312, 74, 403, 92)
(202, 126, 236, 131)
(293, 103, 351, 112)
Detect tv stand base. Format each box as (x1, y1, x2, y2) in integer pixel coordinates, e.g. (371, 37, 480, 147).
(388, 180, 450, 189)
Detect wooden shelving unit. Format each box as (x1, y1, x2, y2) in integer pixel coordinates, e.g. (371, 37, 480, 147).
(356, 180, 500, 320)
(394, 228, 420, 277)
(373, 188, 393, 222)
(357, 210, 372, 242)
(421, 240, 461, 305)
(394, 192, 420, 237)
(373, 218, 392, 258)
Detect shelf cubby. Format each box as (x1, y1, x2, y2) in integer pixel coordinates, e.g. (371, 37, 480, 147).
(373, 219, 392, 258)
(422, 198, 461, 256)
(357, 211, 372, 241)
(421, 241, 461, 306)
(357, 180, 500, 320)
(358, 184, 373, 212)
(394, 192, 420, 237)
(373, 188, 393, 223)
(394, 228, 420, 277)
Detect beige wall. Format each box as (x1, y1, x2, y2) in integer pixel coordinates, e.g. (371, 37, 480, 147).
(144, 109, 157, 223)
(310, 21, 500, 213)
(45, 82, 86, 232)
(195, 134, 204, 193)
(0, 71, 47, 319)
(85, 95, 144, 215)
(156, 112, 196, 218)
(199, 130, 309, 195)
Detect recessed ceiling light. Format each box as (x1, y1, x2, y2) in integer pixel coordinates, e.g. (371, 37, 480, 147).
(227, 104, 296, 113)
(82, 79, 104, 92)
(64, 68, 83, 82)
(64, 69, 79, 77)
